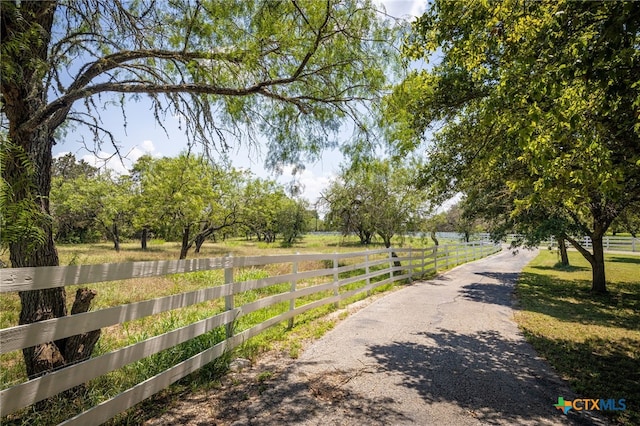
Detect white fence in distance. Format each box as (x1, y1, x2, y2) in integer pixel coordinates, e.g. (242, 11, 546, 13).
(496, 234, 639, 252)
(0, 241, 501, 424)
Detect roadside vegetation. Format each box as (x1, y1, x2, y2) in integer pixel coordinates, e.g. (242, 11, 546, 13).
(1, 233, 450, 425)
(515, 250, 640, 425)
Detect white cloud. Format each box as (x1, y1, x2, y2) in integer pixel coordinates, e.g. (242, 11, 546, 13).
(278, 166, 336, 205)
(377, 0, 426, 19)
(81, 151, 129, 175)
(141, 140, 155, 153)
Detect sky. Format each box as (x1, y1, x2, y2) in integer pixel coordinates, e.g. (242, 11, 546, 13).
(52, 1, 428, 205)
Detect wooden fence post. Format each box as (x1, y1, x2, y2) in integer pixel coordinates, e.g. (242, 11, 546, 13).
(366, 250, 371, 296)
(388, 249, 394, 281)
(408, 247, 413, 283)
(288, 253, 299, 329)
(224, 253, 234, 339)
(443, 245, 449, 269)
(433, 246, 438, 274)
(333, 253, 339, 308)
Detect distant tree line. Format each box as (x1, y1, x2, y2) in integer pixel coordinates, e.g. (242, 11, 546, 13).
(50, 153, 316, 258)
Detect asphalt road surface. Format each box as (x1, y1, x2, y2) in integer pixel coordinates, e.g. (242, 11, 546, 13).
(148, 247, 608, 426)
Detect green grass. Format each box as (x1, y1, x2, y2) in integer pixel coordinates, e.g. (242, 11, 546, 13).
(0, 234, 476, 424)
(515, 250, 640, 425)
(0, 235, 418, 423)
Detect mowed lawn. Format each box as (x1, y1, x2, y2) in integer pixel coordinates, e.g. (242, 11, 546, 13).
(515, 250, 640, 425)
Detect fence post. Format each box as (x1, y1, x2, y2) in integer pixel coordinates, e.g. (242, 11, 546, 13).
(433, 246, 438, 274)
(633, 238, 637, 252)
(365, 250, 371, 296)
(224, 253, 234, 340)
(422, 248, 426, 277)
(443, 245, 449, 269)
(389, 249, 394, 281)
(288, 253, 299, 329)
(333, 253, 339, 308)
(408, 247, 413, 283)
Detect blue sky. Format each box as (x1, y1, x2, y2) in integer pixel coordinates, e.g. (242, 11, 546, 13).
(53, 1, 427, 204)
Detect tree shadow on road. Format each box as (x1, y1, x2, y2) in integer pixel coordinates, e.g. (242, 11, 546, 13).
(365, 328, 598, 425)
(457, 272, 521, 307)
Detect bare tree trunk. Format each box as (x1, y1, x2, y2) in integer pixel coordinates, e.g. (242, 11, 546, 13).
(180, 225, 192, 260)
(141, 227, 148, 250)
(194, 233, 206, 253)
(112, 222, 120, 252)
(557, 237, 569, 266)
(430, 230, 439, 246)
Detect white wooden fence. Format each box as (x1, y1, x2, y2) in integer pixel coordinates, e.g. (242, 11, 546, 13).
(500, 234, 640, 252)
(0, 241, 500, 425)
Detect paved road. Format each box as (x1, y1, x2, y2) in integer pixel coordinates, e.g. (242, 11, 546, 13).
(149, 248, 608, 425)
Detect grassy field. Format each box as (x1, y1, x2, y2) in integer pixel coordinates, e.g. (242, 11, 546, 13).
(514, 250, 640, 425)
(1, 233, 445, 424)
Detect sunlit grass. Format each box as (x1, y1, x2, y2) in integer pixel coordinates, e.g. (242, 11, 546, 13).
(515, 250, 640, 425)
(1, 234, 477, 424)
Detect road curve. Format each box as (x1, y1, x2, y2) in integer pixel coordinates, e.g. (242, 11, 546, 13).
(148, 248, 608, 425)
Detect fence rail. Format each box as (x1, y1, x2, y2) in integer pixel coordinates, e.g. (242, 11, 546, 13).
(497, 234, 639, 252)
(0, 241, 501, 424)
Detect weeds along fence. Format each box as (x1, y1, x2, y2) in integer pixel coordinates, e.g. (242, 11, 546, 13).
(1, 241, 500, 425)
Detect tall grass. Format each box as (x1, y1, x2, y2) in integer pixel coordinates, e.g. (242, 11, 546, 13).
(2, 235, 436, 424)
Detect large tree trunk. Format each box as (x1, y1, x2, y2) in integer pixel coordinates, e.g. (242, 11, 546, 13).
(2, 1, 99, 381)
(112, 222, 120, 252)
(557, 237, 569, 266)
(590, 235, 607, 293)
(565, 233, 608, 294)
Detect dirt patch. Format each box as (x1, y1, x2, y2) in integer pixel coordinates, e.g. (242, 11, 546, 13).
(143, 292, 397, 425)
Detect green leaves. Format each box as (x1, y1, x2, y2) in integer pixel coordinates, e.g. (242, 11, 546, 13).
(384, 0, 640, 290)
(0, 137, 50, 258)
(321, 159, 426, 247)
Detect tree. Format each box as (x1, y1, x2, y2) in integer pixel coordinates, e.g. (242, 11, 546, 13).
(52, 153, 98, 180)
(1, 0, 398, 378)
(276, 198, 310, 246)
(50, 175, 102, 244)
(130, 154, 234, 259)
(240, 177, 293, 243)
(320, 160, 425, 247)
(50, 154, 102, 243)
(50, 166, 134, 249)
(93, 173, 135, 252)
(443, 202, 484, 243)
(320, 177, 375, 244)
(611, 204, 640, 238)
(386, 0, 640, 293)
